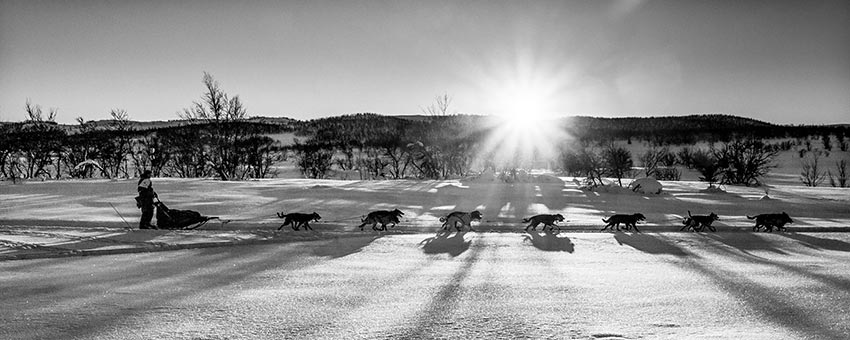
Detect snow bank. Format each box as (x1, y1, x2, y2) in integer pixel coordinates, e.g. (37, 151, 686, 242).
(593, 184, 636, 194)
(629, 177, 663, 194)
(699, 185, 726, 194)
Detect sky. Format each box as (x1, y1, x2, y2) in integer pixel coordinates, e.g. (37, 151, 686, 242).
(1, 0, 848, 125)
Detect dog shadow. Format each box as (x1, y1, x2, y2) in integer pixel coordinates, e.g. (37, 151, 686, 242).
(778, 233, 850, 252)
(614, 233, 690, 257)
(523, 231, 574, 253)
(310, 235, 383, 259)
(419, 230, 471, 257)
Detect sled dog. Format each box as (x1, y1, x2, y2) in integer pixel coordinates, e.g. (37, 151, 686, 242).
(358, 209, 404, 231)
(277, 212, 321, 231)
(681, 211, 719, 232)
(748, 212, 793, 232)
(440, 210, 483, 231)
(523, 214, 566, 232)
(601, 213, 646, 232)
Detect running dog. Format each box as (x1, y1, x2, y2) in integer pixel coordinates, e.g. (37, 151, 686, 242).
(440, 210, 483, 231)
(601, 213, 646, 232)
(680, 211, 719, 232)
(358, 209, 405, 231)
(523, 214, 566, 232)
(276, 212, 321, 231)
(748, 212, 793, 232)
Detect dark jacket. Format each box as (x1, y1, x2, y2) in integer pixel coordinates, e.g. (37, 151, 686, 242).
(137, 177, 155, 206)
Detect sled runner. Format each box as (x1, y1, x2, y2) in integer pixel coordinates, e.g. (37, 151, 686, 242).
(154, 199, 221, 230)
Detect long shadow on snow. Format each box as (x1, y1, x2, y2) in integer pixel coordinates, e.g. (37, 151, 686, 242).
(703, 232, 789, 255)
(401, 232, 483, 338)
(419, 230, 471, 257)
(698, 233, 850, 291)
(666, 236, 850, 339)
(309, 234, 382, 258)
(777, 232, 850, 252)
(0, 228, 169, 260)
(1, 235, 382, 340)
(613, 233, 691, 256)
(523, 231, 574, 253)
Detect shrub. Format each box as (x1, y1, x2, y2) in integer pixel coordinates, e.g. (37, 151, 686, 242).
(799, 151, 826, 187)
(292, 139, 333, 179)
(602, 144, 633, 186)
(692, 149, 721, 186)
(828, 160, 848, 188)
(714, 139, 778, 186)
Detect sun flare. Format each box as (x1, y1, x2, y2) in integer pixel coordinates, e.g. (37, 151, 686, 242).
(496, 85, 550, 129)
(470, 53, 574, 171)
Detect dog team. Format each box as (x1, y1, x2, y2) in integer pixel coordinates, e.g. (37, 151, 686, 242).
(275, 209, 794, 233)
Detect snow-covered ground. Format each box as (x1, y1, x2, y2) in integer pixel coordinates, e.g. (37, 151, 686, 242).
(1, 176, 848, 232)
(2, 176, 850, 339)
(3, 232, 850, 339)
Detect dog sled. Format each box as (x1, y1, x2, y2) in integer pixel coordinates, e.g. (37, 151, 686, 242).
(154, 198, 222, 230)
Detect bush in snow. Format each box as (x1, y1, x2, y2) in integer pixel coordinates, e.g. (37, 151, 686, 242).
(799, 151, 826, 187)
(713, 138, 778, 186)
(828, 160, 848, 188)
(602, 144, 633, 187)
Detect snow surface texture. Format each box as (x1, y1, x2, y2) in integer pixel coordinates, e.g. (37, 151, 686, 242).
(3, 232, 850, 339)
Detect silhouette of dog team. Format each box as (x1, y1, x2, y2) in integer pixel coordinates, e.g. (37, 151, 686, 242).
(135, 174, 794, 233)
(270, 207, 793, 233)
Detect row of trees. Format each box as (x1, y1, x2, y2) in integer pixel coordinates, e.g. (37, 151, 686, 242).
(560, 139, 785, 187)
(1, 74, 284, 181)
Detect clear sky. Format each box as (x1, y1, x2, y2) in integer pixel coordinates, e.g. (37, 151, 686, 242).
(1, 0, 848, 124)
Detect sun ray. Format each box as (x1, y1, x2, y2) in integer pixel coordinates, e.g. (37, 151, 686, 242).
(467, 50, 574, 173)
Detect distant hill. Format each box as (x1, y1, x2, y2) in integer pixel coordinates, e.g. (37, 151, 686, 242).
(2, 114, 846, 144)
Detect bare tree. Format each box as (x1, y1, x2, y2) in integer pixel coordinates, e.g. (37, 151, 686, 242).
(25, 99, 57, 122)
(180, 72, 250, 180)
(639, 146, 665, 177)
(131, 132, 170, 177)
(421, 92, 454, 116)
(602, 144, 633, 187)
(560, 144, 605, 187)
(292, 139, 333, 179)
(240, 135, 281, 179)
(799, 151, 826, 187)
(714, 138, 778, 186)
(379, 133, 412, 179)
(828, 159, 848, 188)
(20, 100, 63, 179)
(62, 117, 100, 178)
(96, 109, 134, 178)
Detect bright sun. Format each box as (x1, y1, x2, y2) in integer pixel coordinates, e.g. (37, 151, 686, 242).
(471, 54, 573, 170)
(495, 84, 550, 128)
(477, 82, 566, 170)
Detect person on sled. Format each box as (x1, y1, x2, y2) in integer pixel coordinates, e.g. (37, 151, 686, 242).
(136, 170, 157, 229)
